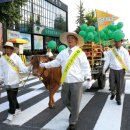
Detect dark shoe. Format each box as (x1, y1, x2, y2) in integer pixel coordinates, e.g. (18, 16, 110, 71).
(69, 114, 71, 119)
(67, 124, 76, 130)
(117, 101, 121, 105)
(110, 94, 115, 100)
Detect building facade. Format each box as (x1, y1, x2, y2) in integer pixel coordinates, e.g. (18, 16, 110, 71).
(7, 0, 68, 54)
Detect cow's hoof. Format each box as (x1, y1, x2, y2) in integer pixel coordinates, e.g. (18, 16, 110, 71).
(49, 104, 55, 109)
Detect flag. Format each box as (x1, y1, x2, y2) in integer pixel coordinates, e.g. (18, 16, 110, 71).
(96, 9, 119, 31)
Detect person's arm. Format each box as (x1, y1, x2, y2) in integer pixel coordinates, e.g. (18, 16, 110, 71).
(124, 49, 130, 72)
(80, 52, 91, 80)
(0, 58, 4, 82)
(103, 51, 110, 73)
(40, 53, 62, 68)
(17, 55, 31, 73)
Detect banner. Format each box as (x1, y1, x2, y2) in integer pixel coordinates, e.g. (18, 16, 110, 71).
(96, 9, 119, 31)
(7, 30, 20, 40)
(20, 33, 31, 50)
(34, 35, 43, 50)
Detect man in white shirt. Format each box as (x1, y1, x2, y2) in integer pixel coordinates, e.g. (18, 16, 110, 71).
(0, 42, 31, 122)
(0, 50, 3, 57)
(103, 31, 130, 105)
(40, 32, 91, 130)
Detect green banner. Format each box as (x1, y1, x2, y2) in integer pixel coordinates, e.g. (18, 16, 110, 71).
(42, 28, 62, 37)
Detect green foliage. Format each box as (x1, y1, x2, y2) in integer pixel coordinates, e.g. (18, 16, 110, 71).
(54, 14, 66, 31)
(75, 6, 97, 33)
(27, 14, 33, 32)
(76, 0, 85, 26)
(84, 10, 97, 26)
(35, 15, 41, 26)
(0, 0, 27, 27)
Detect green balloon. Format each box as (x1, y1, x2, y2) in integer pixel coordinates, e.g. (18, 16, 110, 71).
(88, 26, 95, 32)
(103, 28, 108, 34)
(108, 24, 117, 31)
(93, 31, 98, 37)
(79, 31, 86, 38)
(87, 32, 94, 42)
(48, 40, 57, 49)
(117, 22, 123, 29)
(113, 30, 125, 42)
(108, 31, 115, 39)
(80, 24, 88, 31)
(95, 36, 99, 43)
(104, 35, 109, 41)
(58, 45, 66, 52)
(100, 31, 106, 40)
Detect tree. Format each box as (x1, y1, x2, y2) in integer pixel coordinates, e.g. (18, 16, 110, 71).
(35, 15, 41, 26)
(54, 14, 66, 31)
(84, 10, 97, 26)
(28, 14, 33, 32)
(75, 9, 97, 33)
(76, 0, 85, 26)
(0, 0, 27, 27)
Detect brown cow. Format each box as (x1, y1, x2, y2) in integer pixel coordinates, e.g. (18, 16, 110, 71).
(31, 55, 61, 108)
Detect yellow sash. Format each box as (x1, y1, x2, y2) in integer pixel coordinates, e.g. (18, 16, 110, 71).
(111, 47, 128, 71)
(61, 48, 82, 84)
(4, 54, 19, 73)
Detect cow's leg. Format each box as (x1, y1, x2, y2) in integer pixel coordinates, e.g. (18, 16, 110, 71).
(48, 85, 55, 108)
(49, 94, 55, 108)
(49, 84, 60, 108)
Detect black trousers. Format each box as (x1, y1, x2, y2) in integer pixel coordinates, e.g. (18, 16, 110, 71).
(6, 88, 20, 114)
(109, 69, 125, 101)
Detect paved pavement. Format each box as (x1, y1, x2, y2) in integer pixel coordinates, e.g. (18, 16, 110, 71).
(0, 74, 130, 130)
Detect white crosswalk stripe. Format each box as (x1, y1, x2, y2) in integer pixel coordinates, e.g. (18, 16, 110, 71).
(43, 93, 94, 130)
(0, 89, 44, 113)
(0, 75, 130, 130)
(9, 93, 61, 126)
(94, 95, 124, 130)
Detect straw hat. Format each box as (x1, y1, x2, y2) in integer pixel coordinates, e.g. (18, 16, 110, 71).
(0, 42, 18, 53)
(60, 32, 84, 47)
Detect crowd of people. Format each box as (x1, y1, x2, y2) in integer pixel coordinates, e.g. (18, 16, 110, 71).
(0, 30, 130, 130)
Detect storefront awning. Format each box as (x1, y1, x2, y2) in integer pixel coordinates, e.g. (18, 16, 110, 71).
(8, 38, 29, 44)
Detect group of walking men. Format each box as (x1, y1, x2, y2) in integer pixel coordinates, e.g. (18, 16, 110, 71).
(0, 30, 130, 130)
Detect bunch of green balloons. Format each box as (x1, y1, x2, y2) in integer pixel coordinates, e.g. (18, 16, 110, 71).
(78, 21, 125, 47)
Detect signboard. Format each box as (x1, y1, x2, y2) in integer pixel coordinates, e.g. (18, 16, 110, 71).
(96, 10, 119, 31)
(45, 0, 68, 12)
(42, 28, 62, 37)
(20, 33, 31, 50)
(7, 29, 20, 40)
(34, 35, 43, 50)
(0, 0, 12, 3)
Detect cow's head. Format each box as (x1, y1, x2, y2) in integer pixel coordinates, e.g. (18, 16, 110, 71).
(31, 55, 50, 77)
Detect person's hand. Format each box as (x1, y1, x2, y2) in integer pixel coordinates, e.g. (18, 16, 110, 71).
(84, 76, 92, 81)
(39, 62, 45, 68)
(102, 69, 106, 75)
(28, 65, 33, 71)
(0, 79, 4, 85)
